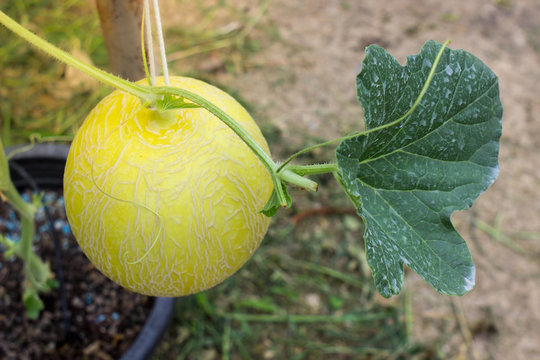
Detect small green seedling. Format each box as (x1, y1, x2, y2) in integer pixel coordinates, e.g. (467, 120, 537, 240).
(0, 138, 57, 318)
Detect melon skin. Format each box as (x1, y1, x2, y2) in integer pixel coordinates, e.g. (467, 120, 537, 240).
(64, 76, 273, 296)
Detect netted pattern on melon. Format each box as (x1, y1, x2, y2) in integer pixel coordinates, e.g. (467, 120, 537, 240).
(64, 77, 273, 296)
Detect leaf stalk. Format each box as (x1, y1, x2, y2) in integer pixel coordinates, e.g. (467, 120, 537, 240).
(0, 10, 324, 208)
(0, 10, 158, 105)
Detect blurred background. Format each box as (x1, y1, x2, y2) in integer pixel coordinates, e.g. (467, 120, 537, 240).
(1, 0, 539, 359)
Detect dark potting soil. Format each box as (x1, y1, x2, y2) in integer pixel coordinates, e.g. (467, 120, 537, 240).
(0, 190, 153, 360)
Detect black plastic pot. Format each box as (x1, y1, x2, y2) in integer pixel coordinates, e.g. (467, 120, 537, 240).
(6, 143, 175, 360)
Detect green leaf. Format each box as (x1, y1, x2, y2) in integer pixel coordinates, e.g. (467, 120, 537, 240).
(260, 181, 291, 217)
(23, 288, 44, 319)
(0, 234, 18, 259)
(336, 40, 502, 297)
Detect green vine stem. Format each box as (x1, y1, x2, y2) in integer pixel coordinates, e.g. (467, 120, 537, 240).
(0, 9, 448, 211)
(0, 140, 35, 222)
(152, 86, 319, 196)
(285, 163, 339, 177)
(0, 10, 158, 105)
(0, 176, 36, 222)
(0, 10, 319, 207)
(0, 139, 54, 318)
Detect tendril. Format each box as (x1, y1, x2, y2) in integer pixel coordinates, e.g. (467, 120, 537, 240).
(89, 115, 164, 265)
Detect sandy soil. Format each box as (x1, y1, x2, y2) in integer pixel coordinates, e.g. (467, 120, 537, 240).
(166, 0, 540, 358)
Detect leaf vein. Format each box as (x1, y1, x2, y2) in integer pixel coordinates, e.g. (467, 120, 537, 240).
(361, 186, 466, 288)
(358, 79, 498, 166)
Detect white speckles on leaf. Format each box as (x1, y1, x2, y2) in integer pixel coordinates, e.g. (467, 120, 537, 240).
(337, 40, 502, 297)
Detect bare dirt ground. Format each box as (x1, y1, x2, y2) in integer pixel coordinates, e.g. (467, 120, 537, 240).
(172, 0, 540, 359)
(154, 0, 540, 358)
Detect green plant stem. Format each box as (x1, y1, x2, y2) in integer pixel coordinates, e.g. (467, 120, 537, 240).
(0, 139, 9, 191)
(153, 86, 318, 197)
(277, 139, 346, 173)
(222, 320, 231, 360)
(282, 255, 364, 288)
(1, 140, 36, 220)
(6, 135, 73, 162)
(1, 180, 36, 221)
(20, 215, 36, 273)
(0, 10, 323, 203)
(221, 311, 391, 323)
(0, 146, 42, 290)
(0, 10, 157, 104)
(0, 140, 52, 306)
(286, 163, 339, 176)
(155, 86, 274, 168)
(278, 169, 318, 191)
